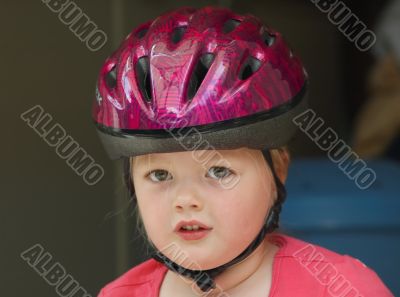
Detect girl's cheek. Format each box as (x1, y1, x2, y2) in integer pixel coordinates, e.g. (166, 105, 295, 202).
(139, 193, 169, 216)
(137, 181, 171, 201)
(136, 189, 170, 229)
(209, 192, 242, 225)
(221, 187, 269, 227)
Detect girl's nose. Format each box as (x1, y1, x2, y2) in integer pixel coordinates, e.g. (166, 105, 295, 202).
(172, 183, 204, 212)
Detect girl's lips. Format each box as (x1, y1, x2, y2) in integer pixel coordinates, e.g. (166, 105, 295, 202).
(174, 219, 213, 241)
(174, 219, 212, 232)
(175, 228, 212, 241)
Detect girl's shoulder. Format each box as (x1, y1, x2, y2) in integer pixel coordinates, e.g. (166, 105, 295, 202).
(97, 258, 167, 297)
(268, 233, 394, 296)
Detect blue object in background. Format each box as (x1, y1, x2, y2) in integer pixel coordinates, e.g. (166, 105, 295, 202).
(280, 158, 400, 295)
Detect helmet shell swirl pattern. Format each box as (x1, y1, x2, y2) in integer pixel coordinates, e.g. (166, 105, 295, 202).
(93, 6, 308, 159)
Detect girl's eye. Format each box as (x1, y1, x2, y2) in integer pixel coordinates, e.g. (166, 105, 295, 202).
(207, 166, 233, 180)
(147, 169, 172, 182)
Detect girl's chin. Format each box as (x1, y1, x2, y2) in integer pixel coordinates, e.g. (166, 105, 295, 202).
(154, 239, 243, 270)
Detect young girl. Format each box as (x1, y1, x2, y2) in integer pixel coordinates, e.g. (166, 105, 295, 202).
(93, 6, 394, 297)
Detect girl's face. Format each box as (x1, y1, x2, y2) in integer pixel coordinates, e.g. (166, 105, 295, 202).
(131, 147, 277, 270)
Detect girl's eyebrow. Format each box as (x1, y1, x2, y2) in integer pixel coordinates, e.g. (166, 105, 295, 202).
(208, 150, 244, 161)
(135, 154, 171, 167)
(135, 150, 244, 167)
(144, 154, 169, 163)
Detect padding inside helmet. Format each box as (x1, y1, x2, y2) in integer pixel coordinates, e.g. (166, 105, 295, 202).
(187, 53, 215, 100)
(239, 56, 261, 80)
(171, 26, 187, 44)
(136, 56, 152, 102)
(105, 65, 117, 89)
(222, 19, 241, 34)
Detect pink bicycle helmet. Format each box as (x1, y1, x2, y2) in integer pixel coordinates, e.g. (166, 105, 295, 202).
(93, 6, 307, 160)
(93, 6, 308, 292)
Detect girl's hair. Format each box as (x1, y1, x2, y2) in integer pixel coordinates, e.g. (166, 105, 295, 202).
(122, 160, 150, 246)
(122, 147, 290, 247)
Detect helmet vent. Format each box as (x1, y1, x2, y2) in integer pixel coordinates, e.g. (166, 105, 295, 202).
(187, 53, 215, 101)
(136, 56, 152, 102)
(105, 65, 117, 89)
(263, 31, 276, 46)
(239, 56, 261, 80)
(222, 19, 241, 34)
(136, 27, 149, 39)
(171, 26, 187, 44)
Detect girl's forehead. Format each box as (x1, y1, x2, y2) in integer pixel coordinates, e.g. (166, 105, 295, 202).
(132, 148, 263, 166)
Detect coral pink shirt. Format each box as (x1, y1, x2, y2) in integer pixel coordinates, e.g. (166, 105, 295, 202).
(97, 233, 394, 297)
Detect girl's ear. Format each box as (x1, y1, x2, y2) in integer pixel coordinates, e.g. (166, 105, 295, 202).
(271, 147, 291, 184)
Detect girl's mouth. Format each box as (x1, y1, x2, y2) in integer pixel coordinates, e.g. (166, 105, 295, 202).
(174, 220, 213, 240)
(176, 227, 212, 240)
